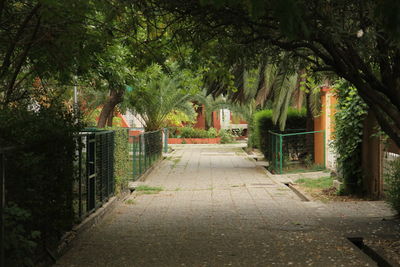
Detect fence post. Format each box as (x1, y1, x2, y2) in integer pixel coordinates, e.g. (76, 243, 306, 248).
(0, 151, 5, 267)
(132, 136, 136, 180)
(78, 136, 82, 219)
(163, 128, 168, 153)
(279, 134, 283, 174)
(139, 134, 143, 175)
(323, 130, 326, 169)
(275, 135, 278, 172)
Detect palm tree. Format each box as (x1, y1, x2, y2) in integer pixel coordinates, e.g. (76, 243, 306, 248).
(127, 64, 198, 131)
(191, 92, 231, 129)
(204, 55, 300, 130)
(203, 55, 323, 131)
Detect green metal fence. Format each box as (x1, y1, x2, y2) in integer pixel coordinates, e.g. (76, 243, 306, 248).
(130, 130, 163, 180)
(74, 130, 115, 221)
(268, 130, 325, 174)
(0, 146, 15, 267)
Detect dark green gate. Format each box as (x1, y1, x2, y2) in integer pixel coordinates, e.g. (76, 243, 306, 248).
(268, 130, 326, 174)
(74, 130, 115, 221)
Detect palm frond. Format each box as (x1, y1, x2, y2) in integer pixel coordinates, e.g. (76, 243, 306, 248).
(128, 64, 198, 131)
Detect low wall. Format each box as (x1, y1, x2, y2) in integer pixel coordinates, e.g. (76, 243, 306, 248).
(168, 138, 221, 144)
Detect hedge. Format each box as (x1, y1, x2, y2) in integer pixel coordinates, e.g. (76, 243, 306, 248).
(168, 126, 218, 138)
(105, 127, 130, 194)
(0, 105, 80, 266)
(253, 107, 307, 158)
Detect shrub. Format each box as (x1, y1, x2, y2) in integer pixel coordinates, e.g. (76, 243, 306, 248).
(385, 157, 400, 213)
(105, 127, 130, 194)
(247, 117, 258, 148)
(219, 129, 235, 144)
(167, 126, 179, 138)
(208, 127, 218, 138)
(254, 108, 307, 157)
(332, 80, 367, 194)
(180, 127, 200, 138)
(0, 104, 80, 264)
(177, 127, 218, 138)
(4, 203, 40, 266)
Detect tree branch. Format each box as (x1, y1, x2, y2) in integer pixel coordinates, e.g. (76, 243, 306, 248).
(0, 3, 41, 79)
(5, 15, 41, 103)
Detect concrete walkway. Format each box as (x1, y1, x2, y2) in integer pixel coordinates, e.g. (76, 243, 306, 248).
(56, 144, 399, 266)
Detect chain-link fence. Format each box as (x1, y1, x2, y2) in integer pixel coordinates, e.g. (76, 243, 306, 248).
(74, 130, 115, 222)
(268, 130, 325, 174)
(130, 130, 163, 180)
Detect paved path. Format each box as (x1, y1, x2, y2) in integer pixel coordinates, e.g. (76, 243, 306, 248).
(56, 144, 399, 266)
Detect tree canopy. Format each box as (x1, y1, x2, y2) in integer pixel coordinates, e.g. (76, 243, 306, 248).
(151, 0, 400, 147)
(127, 63, 201, 131)
(3, 0, 400, 147)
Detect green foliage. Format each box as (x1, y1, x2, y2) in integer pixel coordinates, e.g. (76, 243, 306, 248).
(95, 44, 135, 88)
(269, 57, 299, 130)
(128, 63, 200, 131)
(0, 103, 80, 263)
(299, 67, 322, 117)
(192, 91, 230, 129)
(295, 176, 333, 189)
(208, 127, 218, 137)
(176, 127, 219, 138)
(135, 185, 163, 194)
(253, 107, 307, 157)
(219, 129, 235, 144)
(4, 203, 40, 267)
(165, 109, 196, 127)
(247, 117, 258, 148)
(105, 127, 130, 194)
(332, 80, 368, 194)
(159, 0, 400, 150)
(385, 157, 400, 213)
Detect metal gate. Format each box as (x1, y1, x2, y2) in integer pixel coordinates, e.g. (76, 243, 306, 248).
(75, 130, 115, 220)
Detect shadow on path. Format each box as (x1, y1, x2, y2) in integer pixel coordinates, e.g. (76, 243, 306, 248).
(56, 144, 399, 266)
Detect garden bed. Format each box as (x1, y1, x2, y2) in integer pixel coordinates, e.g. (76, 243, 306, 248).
(168, 137, 221, 144)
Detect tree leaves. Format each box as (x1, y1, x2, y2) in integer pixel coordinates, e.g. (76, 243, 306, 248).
(127, 63, 201, 131)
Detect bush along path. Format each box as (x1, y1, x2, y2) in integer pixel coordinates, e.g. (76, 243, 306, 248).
(56, 144, 399, 266)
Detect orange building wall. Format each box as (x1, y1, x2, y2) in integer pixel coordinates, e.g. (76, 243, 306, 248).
(193, 105, 221, 130)
(213, 111, 221, 130)
(193, 113, 206, 129)
(314, 86, 337, 166)
(117, 113, 130, 128)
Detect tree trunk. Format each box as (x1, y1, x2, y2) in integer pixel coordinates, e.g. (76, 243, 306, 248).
(97, 89, 124, 128)
(107, 107, 114, 127)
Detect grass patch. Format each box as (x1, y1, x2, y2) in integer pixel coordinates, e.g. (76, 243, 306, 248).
(284, 164, 326, 174)
(135, 185, 163, 194)
(295, 176, 332, 189)
(169, 156, 181, 168)
(125, 199, 136, 205)
(294, 176, 367, 202)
